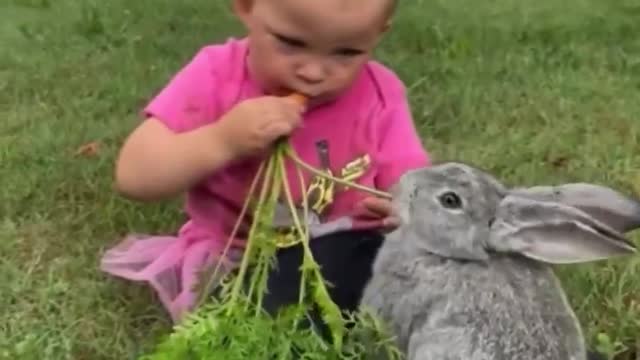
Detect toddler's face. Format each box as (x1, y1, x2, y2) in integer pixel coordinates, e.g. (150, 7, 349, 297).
(234, 0, 392, 106)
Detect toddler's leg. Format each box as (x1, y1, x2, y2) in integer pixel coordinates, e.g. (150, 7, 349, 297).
(261, 229, 384, 339)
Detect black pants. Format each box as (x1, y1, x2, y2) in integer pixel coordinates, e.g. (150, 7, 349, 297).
(261, 230, 383, 318)
(257, 229, 605, 360)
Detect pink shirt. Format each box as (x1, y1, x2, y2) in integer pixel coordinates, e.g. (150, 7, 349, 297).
(101, 37, 430, 322)
(145, 37, 429, 241)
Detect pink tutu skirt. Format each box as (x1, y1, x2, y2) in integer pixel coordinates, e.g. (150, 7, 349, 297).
(100, 221, 243, 323)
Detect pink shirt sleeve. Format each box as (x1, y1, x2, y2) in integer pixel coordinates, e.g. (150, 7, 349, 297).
(374, 84, 431, 191)
(142, 47, 221, 133)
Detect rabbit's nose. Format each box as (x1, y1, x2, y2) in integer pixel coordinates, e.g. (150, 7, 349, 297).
(389, 182, 401, 198)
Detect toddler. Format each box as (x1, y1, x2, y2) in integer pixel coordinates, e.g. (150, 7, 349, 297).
(101, 0, 430, 325)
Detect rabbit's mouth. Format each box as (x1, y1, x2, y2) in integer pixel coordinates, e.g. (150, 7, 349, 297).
(388, 183, 400, 198)
(387, 182, 411, 225)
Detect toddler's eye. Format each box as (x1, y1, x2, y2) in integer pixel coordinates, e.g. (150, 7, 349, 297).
(438, 191, 462, 209)
(274, 33, 305, 48)
(334, 48, 364, 57)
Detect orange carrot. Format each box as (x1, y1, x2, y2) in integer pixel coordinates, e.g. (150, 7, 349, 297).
(287, 93, 308, 106)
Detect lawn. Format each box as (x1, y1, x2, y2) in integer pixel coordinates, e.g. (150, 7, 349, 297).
(1, 0, 639, 359)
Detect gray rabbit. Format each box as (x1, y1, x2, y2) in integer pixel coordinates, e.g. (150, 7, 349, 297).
(360, 162, 639, 360)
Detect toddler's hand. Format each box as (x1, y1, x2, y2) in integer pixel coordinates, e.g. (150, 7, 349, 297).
(217, 95, 305, 159)
(354, 196, 401, 233)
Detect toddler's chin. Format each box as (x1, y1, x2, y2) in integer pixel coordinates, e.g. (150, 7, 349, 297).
(307, 95, 336, 108)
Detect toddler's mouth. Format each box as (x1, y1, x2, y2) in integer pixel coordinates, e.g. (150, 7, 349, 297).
(273, 87, 333, 109)
(279, 87, 313, 99)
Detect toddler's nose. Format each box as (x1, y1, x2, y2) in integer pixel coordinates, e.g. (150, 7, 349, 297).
(295, 62, 326, 85)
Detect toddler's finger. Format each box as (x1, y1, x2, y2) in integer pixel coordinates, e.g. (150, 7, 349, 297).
(281, 94, 307, 116)
(362, 197, 393, 217)
(278, 103, 304, 129)
(354, 203, 381, 219)
(382, 215, 401, 228)
(264, 121, 295, 140)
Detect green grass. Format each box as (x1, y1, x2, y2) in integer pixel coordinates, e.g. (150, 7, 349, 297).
(2, 0, 639, 358)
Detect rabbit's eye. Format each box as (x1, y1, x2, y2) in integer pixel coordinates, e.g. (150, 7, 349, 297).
(439, 191, 462, 209)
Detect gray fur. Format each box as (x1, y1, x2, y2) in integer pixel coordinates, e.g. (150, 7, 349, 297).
(361, 162, 639, 360)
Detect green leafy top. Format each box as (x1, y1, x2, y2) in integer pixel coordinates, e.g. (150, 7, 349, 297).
(141, 140, 400, 360)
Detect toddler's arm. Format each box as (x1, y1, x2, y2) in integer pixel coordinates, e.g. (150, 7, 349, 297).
(114, 117, 234, 202)
(113, 44, 303, 202)
(115, 95, 302, 202)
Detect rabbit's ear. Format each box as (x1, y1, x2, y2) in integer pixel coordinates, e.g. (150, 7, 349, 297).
(511, 183, 640, 233)
(487, 195, 637, 264)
